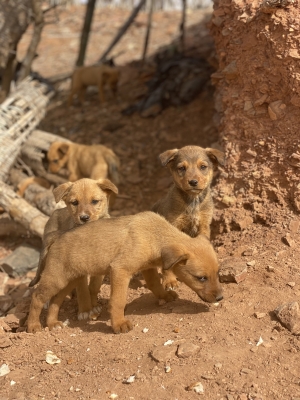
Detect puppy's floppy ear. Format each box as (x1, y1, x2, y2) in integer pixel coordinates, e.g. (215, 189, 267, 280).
(159, 149, 179, 167)
(97, 179, 118, 195)
(53, 182, 73, 203)
(161, 245, 190, 270)
(56, 142, 69, 155)
(205, 148, 225, 166)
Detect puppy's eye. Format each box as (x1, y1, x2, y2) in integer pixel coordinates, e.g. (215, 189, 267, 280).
(200, 165, 207, 170)
(197, 276, 207, 282)
(71, 200, 78, 206)
(178, 166, 186, 172)
(52, 159, 59, 164)
(91, 199, 101, 205)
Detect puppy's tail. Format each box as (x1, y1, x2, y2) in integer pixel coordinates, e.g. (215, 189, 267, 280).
(28, 231, 61, 287)
(104, 150, 120, 185)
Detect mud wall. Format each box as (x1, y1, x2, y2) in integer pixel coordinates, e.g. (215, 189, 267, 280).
(209, 0, 300, 232)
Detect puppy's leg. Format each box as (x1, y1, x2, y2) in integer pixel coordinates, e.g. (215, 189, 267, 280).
(90, 163, 108, 180)
(162, 269, 180, 291)
(78, 86, 86, 105)
(89, 275, 105, 317)
(27, 278, 68, 333)
(47, 279, 79, 330)
(76, 275, 94, 320)
(109, 268, 132, 334)
(142, 268, 178, 302)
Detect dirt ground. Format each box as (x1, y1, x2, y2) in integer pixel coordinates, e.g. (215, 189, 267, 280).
(1, 4, 300, 400)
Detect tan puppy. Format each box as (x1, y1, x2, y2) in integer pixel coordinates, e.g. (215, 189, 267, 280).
(68, 64, 120, 106)
(29, 178, 118, 320)
(152, 145, 225, 290)
(47, 142, 120, 186)
(27, 211, 223, 334)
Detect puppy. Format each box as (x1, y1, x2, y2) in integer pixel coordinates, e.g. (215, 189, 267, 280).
(47, 142, 120, 185)
(29, 178, 118, 320)
(68, 64, 120, 106)
(27, 211, 223, 334)
(152, 145, 225, 290)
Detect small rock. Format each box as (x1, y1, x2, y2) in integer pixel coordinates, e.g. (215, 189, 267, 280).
(237, 394, 248, 400)
(282, 233, 295, 247)
(4, 313, 27, 329)
(287, 282, 296, 288)
(124, 375, 135, 384)
(187, 382, 204, 394)
(151, 346, 176, 362)
(274, 302, 300, 334)
(164, 339, 174, 346)
(267, 265, 275, 272)
(221, 195, 236, 207)
(165, 365, 171, 373)
(0, 363, 10, 377)
(227, 395, 235, 400)
(142, 328, 149, 333)
(214, 363, 222, 370)
(219, 258, 247, 284)
(223, 61, 239, 80)
(254, 312, 266, 319)
(268, 100, 286, 121)
(46, 351, 61, 365)
(177, 342, 200, 359)
(0, 335, 12, 348)
(109, 394, 118, 400)
(246, 260, 256, 267)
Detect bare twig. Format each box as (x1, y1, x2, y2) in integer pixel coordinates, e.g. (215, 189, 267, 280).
(99, 0, 147, 63)
(141, 0, 154, 66)
(76, 0, 97, 67)
(179, 0, 186, 52)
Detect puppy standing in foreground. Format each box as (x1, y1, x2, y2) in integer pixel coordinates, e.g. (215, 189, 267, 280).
(27, 211, 223, 334)
(152, 145, 225, 290)
(68, 64, 120, 106)
(29, 178, 118, 320)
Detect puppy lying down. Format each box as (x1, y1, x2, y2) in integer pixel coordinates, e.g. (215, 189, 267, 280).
(27, 211, 223, 334)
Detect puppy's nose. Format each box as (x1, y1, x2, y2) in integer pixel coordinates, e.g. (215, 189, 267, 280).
(216, 295, 223, 302)
(80, 214, 90, 222)
(188, 179, 198, 187)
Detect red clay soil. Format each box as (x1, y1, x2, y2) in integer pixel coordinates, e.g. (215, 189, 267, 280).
(1, 4, 300, 400)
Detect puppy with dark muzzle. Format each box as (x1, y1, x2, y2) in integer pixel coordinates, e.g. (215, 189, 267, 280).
(152, 145, 225, 290)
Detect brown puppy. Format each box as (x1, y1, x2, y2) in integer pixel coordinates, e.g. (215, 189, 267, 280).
(27, 211, 223, 334)
(47, 141, 120, 186)
(29, 178, 118, 320)
(152, 145, 225, 290)
(68, 64, 120, 106)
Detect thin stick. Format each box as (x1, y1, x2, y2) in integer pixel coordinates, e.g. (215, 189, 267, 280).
(141, 0, 154, 66)
(98, 0, 147, 63)
(179, 0, 186, 52)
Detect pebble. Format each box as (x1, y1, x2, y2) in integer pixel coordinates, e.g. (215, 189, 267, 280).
(287, 282, 296, 288)
(0, 363, 10, 377)
(45, 350, 61, 365)
(267, 265, 275, 272)
(219, 258, 248, 284)
(124, 375, 135, 384)
(142, 328, 149, 333)
(254, 312, 266, 319)
(246, 260, 256, 267)
(187, 382, 204, 394)
(151, 346, 175, 362)
(177, 342, 200, 359)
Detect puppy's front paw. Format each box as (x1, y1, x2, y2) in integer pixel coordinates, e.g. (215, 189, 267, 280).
(48, 320, 64, 331)
(112, 319, 133, 334)
(164, 279, 179, 291)
(78, 311, 90, 321)
(89, 306, 102, 321)
(27, 322, 42, 333)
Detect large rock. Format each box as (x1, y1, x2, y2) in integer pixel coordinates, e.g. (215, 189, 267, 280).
(274, 302, 300, 335)
(0, 245, 40, 277)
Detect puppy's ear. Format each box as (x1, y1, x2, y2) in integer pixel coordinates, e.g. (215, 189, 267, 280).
(97, 179, 118, 195)
(57, 142, 69, 156)
(205, 148, 225, 166)
(53, 182, 73, 203)
(159, 149, 178, 167)
(161, 245, 190, 270)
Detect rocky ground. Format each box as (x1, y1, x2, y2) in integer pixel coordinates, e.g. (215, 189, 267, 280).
(1, 4, 300, 400)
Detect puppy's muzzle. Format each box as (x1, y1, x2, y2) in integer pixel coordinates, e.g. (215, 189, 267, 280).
(188, 179, 198, 187)
(80, 214, 90, 222)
